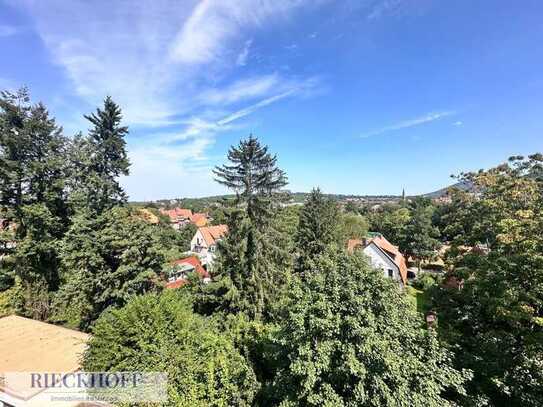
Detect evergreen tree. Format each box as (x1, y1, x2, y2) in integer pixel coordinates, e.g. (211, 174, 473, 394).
(213, 135, 287, 227)
(200, 136, 289, 320)
(295, 188, 340, 272)
(53, 207, 164, 330)
(0, 89, 69, 317)
(70, 96, 130, 214)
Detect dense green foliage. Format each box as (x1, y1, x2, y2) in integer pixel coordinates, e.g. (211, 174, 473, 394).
(84, 291, 259, 407)
(70, 96, 130, 214)
(0, 90, 169, 323)
(432, 155, 543, 406)
(401, 198, 441, 268)
(52, 207, 165, 330)
(295, 188, 340, 272)
(271, 251, 469, 406)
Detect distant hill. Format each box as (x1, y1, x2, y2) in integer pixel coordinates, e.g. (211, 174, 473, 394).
(131, 182, 475, 207)
(422, 180, 474, 199)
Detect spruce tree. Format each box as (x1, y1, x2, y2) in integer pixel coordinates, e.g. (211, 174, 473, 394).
(0, 89, 69, 317)
(294, 188, 340, 272)
(213, 135, 287, 227)
(202, 136, 288, 320)
(71, 96, 130, 214)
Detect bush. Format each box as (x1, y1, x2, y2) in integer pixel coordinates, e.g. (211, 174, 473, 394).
(412, 272, 441, 291)
(83, 290, 259, 407)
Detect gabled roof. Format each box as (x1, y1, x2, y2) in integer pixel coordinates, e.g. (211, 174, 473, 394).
(160, 208, 192, 222)
(166, 256, 209, 289)
(189, 213, 208, 227)
(198, 225, 228, 246)
(347, 235, 408, 285)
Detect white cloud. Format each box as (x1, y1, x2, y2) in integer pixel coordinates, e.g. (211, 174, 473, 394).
(453, 120, 463, 126)
(199, 74, 279, 105)
(169, 0, 316, 65)
(367, 0, 403, 20)
(236, 39, 252, 66)
(14, 0, 326, 199)
(360, 111, 455, 138)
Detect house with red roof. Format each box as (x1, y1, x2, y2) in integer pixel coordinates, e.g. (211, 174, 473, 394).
(189, 212, 208, 227)
(348, 234, 407, 287)
(160, 208, 209, 229)
(160, 208, 193, 229)
(166, 256, 210, 289)
(190, 225, 228, 268)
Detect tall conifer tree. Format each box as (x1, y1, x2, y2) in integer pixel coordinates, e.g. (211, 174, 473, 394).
(203, 136, 288, 320)
(70, 96, 130, 214)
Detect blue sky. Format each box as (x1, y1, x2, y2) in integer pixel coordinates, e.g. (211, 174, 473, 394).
(1, 0, 542, 200)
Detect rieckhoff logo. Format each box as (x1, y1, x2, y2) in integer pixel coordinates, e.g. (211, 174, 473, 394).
(30, 372, 146, 389)
(4, 371, 168, 403)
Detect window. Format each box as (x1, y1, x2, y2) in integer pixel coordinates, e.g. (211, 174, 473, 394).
(388, 269, 394, 278)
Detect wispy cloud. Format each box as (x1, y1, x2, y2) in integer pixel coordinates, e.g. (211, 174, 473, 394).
(199, 74, 279, 105)
(367, 0, 404, 20)
(360, 111, 455, 138)
(169, 0, 322, 65)
(14, 0, 326, 199)
(236, 39, 252, 66)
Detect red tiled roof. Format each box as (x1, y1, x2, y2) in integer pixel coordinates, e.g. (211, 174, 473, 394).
(166, 256, 209, 289)
(198, 224, 228, 246)
(189, 213, 208, 227)
(347, 236, 408, 285)
(160, 208, 192, 222)
(372, 236, 407, 285)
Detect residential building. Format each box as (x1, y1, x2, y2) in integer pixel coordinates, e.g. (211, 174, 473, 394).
(166, 256, 210, 288)
(160, 208, 193, 229)
(188, 213, 208, 227)
(348, 234, 407, 287)
(160, 208, 209, 229)
(190, 225, 228, 268)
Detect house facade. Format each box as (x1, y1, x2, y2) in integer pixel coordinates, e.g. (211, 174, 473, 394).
(190, 225, 228, 268)
(348, 234, 407, 287)
(166, 256, 210, 288)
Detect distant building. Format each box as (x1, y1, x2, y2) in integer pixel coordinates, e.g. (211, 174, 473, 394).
(188, 213, 208, 227)
(347, 234, 407, 287)
(160, 208, 209, 229)
(166, 256, 210, 288)
(190, 225, 228, 268)
(160, 208, 193, 229)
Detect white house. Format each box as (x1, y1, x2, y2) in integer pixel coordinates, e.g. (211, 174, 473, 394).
(348, 235, 407, 287)
(190, 225, 228, 268)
